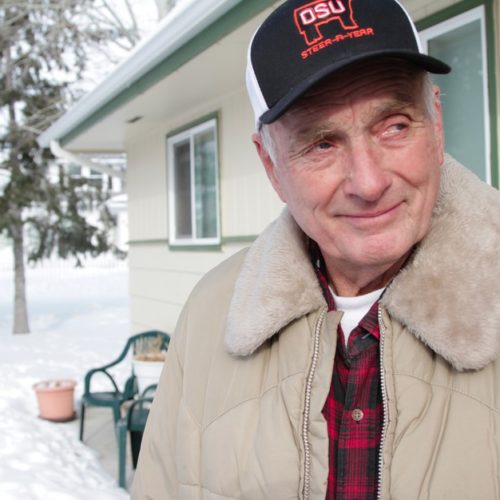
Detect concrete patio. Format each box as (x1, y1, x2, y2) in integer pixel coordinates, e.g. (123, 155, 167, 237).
(68, 406, 136, 491)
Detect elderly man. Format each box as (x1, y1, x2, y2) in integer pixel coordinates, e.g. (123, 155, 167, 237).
(133, 1, 500, 499)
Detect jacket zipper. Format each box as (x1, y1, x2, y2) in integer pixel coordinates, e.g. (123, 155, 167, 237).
(302, 307, 328, 500)
(302, 307, 388, 498)
(377, 308, 389, 500)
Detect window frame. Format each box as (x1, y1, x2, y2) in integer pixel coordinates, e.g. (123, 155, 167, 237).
(167, 117, 221, 247)
(419, 5, 492, 184)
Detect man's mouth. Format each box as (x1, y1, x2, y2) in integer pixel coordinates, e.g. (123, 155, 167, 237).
(339, 202, 403, 224)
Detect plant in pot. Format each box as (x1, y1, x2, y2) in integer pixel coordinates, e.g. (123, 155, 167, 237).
(33, 379, 77, 422)
(132, 335, 168, 394)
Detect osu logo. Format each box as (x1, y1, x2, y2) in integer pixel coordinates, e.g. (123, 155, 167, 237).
(294, 0, 358, 46)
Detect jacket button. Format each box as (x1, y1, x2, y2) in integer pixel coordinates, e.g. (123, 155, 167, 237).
(352, 409, 364, 422)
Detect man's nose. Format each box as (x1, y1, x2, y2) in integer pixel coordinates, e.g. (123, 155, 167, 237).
(343, 141, 392, 202)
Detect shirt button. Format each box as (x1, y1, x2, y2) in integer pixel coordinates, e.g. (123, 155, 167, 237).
(352, 409, 364, 422)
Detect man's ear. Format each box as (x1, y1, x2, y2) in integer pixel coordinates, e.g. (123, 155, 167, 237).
(252, 131, 287, 202)
(432, 85, 445, 165)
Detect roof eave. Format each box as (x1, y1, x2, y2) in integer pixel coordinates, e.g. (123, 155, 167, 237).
(37, 0, 246, 149)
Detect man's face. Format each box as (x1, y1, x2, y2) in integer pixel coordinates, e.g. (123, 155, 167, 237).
(254, 60, 444, 293)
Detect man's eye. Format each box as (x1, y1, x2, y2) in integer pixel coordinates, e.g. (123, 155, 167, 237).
(383, 122, 408, 137)
(393, 123, 407, 131)
(316, 141, 333, 150)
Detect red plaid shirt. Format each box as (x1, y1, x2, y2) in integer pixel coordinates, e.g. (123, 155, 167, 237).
(310, 242, 383, 500)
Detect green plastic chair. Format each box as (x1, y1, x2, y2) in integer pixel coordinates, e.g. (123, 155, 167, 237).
(117, 383, 157, 488)
(79, 331, 169, 442)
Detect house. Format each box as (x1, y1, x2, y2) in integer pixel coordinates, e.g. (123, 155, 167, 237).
(54, 153, 129, 251)
(38, 0, 499, 334)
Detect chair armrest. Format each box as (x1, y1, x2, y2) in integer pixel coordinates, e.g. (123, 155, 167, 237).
(84, 337, 135, 382)
(125, 396, 154, 429)
(83, 367, 121, 394)
(122, 384, 157, 428)
(141, 383, 158, 399)
(122, 374, 138, 400)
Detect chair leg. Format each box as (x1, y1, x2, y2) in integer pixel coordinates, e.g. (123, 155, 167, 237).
(117, 419, 127, 488)
(112, 404, 122, 425)
(79, 403, 86, 441)
(130, 430, 144, 469)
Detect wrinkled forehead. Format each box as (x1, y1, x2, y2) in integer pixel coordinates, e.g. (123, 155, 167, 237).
(284, 57, 426, 119)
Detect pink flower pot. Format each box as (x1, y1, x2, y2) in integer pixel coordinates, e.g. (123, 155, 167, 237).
(33, 379, 77, 422)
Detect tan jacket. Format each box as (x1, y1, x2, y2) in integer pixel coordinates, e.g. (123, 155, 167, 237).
(132, 156, 500, 499)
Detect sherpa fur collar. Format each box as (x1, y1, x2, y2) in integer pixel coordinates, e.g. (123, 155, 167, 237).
(225, 156, 500, 371)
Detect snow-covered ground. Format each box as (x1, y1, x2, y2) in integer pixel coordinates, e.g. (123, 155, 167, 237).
(0, 249, 132, 499)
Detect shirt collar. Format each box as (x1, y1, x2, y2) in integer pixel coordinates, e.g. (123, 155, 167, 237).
(308, 238, 380, 339)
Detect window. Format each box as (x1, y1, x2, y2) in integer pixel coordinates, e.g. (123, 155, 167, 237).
(420, 6, 491, 182)
(88, 169, 104, 190)
(67, 163, 82, 177)
(167, 118, 220, 245)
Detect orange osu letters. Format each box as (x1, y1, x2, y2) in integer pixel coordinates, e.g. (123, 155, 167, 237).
(294, 0, 358, 46)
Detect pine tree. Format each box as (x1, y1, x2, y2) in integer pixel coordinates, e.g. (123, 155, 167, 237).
(0, 1, 144, 333)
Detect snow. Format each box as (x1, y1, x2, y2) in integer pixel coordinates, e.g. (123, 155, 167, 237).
(0, 249, 132, 499)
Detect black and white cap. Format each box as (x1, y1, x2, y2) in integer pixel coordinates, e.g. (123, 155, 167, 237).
(246, 0, 451, 126)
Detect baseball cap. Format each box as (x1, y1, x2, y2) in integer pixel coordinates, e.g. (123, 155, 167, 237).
(246, 0, 451, 126)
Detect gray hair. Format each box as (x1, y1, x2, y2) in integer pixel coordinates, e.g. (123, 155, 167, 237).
(259, 122, 278, 164)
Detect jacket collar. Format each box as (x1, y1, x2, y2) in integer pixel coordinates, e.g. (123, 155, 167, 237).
(225, 156, 500, 370)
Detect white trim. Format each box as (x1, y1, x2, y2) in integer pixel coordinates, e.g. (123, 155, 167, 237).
(38, 0, 244, 148)
(419, 6, 484, 41)
(167, 118, 221, 246)
(50, 140, 126, 180)
(419, 6, 491, 184)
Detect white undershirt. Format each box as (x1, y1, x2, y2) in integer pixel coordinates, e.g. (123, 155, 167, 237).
(329, 287, 385, 346)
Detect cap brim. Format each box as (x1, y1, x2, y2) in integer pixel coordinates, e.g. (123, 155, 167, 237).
(259, 51, 451, 125)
